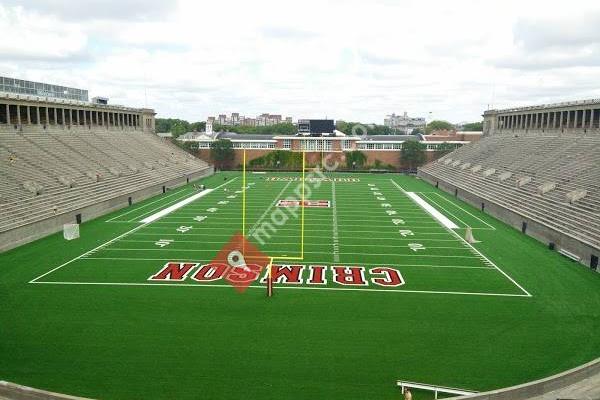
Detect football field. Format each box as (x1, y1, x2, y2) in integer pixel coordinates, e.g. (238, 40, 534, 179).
(30, 172, 529, 298)
(1, 171, 599, 400)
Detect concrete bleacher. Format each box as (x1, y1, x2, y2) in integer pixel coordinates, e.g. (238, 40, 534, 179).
(0, 131, 212, 251)
(419, 134, 600, 268)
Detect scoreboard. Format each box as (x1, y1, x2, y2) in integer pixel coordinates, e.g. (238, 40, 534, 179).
(297, 119, 335, 136)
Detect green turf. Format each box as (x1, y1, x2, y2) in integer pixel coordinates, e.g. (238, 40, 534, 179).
(1, 171, 599, 400)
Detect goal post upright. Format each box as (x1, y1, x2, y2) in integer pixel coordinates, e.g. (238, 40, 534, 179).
(300, 149, 305, 259)
(266, 151, 306, 297)
(242, 149, 247, 254)
(267, 256, 274, 297)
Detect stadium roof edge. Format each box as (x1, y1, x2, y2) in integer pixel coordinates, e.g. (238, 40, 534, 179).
(0, 92, 153, 113)
(484, 98, 600, 115)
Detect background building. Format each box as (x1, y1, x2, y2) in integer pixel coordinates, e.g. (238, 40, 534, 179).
(179, 127, 475, 169)
(384, 112, 426, 134)
(209, 112, 292, 127)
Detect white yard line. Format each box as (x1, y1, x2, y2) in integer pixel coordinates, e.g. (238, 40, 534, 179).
(445, 227, 532, 297)
(98, 248, 479, 258)
(29, 280, 529, 297)
(130, 231, 455, 237)
(118, 238, 464, 245)
(129, 232, 456, 239)
(138, 226, 448, 233)
(76, 257, 491, 269)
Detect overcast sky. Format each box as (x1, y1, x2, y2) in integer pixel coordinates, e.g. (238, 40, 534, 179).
(1, 0, 600, 124)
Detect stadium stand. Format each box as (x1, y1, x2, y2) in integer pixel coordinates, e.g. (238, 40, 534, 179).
(419, 134, 600, 269)
(0, 131, 212, 251)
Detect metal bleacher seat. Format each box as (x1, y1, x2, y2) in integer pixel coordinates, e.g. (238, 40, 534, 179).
(0, 131, 210, 233)
(420, 134, 600, 251)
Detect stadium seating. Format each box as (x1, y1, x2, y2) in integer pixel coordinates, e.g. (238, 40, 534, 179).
(419, 134, 600, 251)
(0, 131, 210, 233)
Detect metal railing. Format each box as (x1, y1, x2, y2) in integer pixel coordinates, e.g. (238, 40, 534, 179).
(397, 380, 478, 399)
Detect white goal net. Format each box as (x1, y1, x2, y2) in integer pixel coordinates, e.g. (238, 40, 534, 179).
(63, 223, 80, 240)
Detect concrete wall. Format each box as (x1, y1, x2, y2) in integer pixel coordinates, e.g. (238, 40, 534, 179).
(0, 381, 95, 400)
(450, 357, 600, 400)
(0, 167, 213, 253)
(418, 170, 599, 270)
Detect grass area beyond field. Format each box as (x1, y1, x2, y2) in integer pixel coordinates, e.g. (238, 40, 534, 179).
(1, 171, 599, 400)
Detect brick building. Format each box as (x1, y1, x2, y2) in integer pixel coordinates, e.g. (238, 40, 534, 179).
(182, 130, 474, 169)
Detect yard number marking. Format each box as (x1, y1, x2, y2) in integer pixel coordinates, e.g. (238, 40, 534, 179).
(154, 239, 173, 247)
(408, 243, 426, 251)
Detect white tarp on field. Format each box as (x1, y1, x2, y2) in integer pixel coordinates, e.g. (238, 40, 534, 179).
(140, 189, 214, 223)
(405, 192, 459, 229)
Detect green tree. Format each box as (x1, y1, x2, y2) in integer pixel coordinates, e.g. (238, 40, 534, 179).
(462, 121, 483, 131)
(213, 123, 297, 135)
(210, 139, 235, 170)
(173, 139, 197, 154)
(337, 121, 392, 136)
(425, 120, 454, 134)
(155, 118, 208, 137)
(401, 141, 426, 170)
(248, 150, 303, 170)
(411, 128, 424, 135)
(190, 121, 206, 132)
(345, 151, 367, 169)
(170, 120, 189, 137)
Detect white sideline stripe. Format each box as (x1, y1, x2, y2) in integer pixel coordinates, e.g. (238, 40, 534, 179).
(391, 179, 532, 297)
(405, 192, 459, 230)
(140, 189, 215, 223)
(29, 222, 151, 283)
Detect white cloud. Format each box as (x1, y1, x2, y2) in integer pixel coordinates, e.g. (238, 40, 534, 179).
(1, 0, 600, 123)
